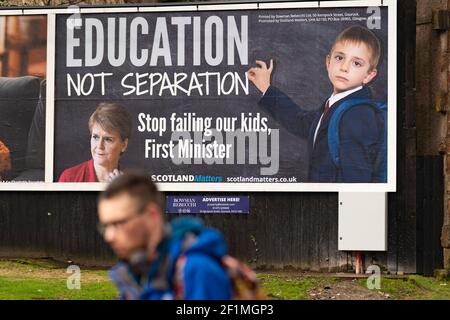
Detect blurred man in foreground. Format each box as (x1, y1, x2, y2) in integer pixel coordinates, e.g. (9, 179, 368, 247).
(97, 171, 232, 300)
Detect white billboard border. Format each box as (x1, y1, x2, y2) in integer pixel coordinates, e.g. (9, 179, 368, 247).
(0, 0, 397, 192)
(45, 13, 56, 184)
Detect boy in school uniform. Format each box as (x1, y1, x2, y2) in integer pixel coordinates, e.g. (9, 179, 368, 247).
(247, 25, 384, 183)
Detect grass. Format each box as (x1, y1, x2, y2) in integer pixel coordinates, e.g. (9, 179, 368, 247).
(0, 259, 117, 300)
(0, 278, 117, 300)
(0, 259, 449, 300)
(358, 275, 450, 300)
(257, 273, 336, 300)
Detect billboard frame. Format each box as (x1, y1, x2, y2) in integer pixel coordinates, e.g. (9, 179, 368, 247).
(0, 0, 397, 192)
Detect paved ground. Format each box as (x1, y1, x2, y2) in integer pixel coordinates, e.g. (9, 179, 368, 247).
(308, 279, 391, 300)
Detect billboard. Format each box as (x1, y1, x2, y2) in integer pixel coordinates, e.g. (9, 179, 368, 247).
(0, 14, 47, 184)
(0, 0, 397, 191)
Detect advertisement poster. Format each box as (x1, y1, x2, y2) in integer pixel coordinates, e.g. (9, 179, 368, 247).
(0, 1, 396, 191)
(0, 15, 47, 184)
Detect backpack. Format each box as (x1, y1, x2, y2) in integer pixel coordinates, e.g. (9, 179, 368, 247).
(327, 98, 387, 183)
(173, 233, 266, 300)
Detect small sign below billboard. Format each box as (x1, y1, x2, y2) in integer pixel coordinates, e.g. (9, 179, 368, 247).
(166, 195, 250, 214)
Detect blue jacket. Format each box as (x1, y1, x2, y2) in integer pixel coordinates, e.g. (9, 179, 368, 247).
(109, 218, 232, 300)
(259, 86, 382, 183)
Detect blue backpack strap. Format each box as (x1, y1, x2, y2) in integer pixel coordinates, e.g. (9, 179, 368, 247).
(373, 101, 388, 183)
(328, 98, 387, 181)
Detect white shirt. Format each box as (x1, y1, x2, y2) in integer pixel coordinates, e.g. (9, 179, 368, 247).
(312, 86, 363, 146)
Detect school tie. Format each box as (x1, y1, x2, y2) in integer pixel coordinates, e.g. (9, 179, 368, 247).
(323, 100, 331, 116)
(313, 100, 331, 146)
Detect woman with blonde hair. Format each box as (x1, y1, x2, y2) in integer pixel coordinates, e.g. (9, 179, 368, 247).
(58, 102, 132, 182)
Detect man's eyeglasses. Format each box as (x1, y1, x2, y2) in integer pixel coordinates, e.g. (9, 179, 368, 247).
(97, 212, 142, 236)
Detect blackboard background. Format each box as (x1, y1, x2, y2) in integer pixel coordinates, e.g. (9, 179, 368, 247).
(54, 7, 388, 183)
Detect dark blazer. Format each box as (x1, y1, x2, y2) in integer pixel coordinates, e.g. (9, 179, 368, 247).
(259, 86, 382, 183)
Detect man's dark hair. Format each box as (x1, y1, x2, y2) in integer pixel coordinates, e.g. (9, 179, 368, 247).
(100, 171, 164, 212)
